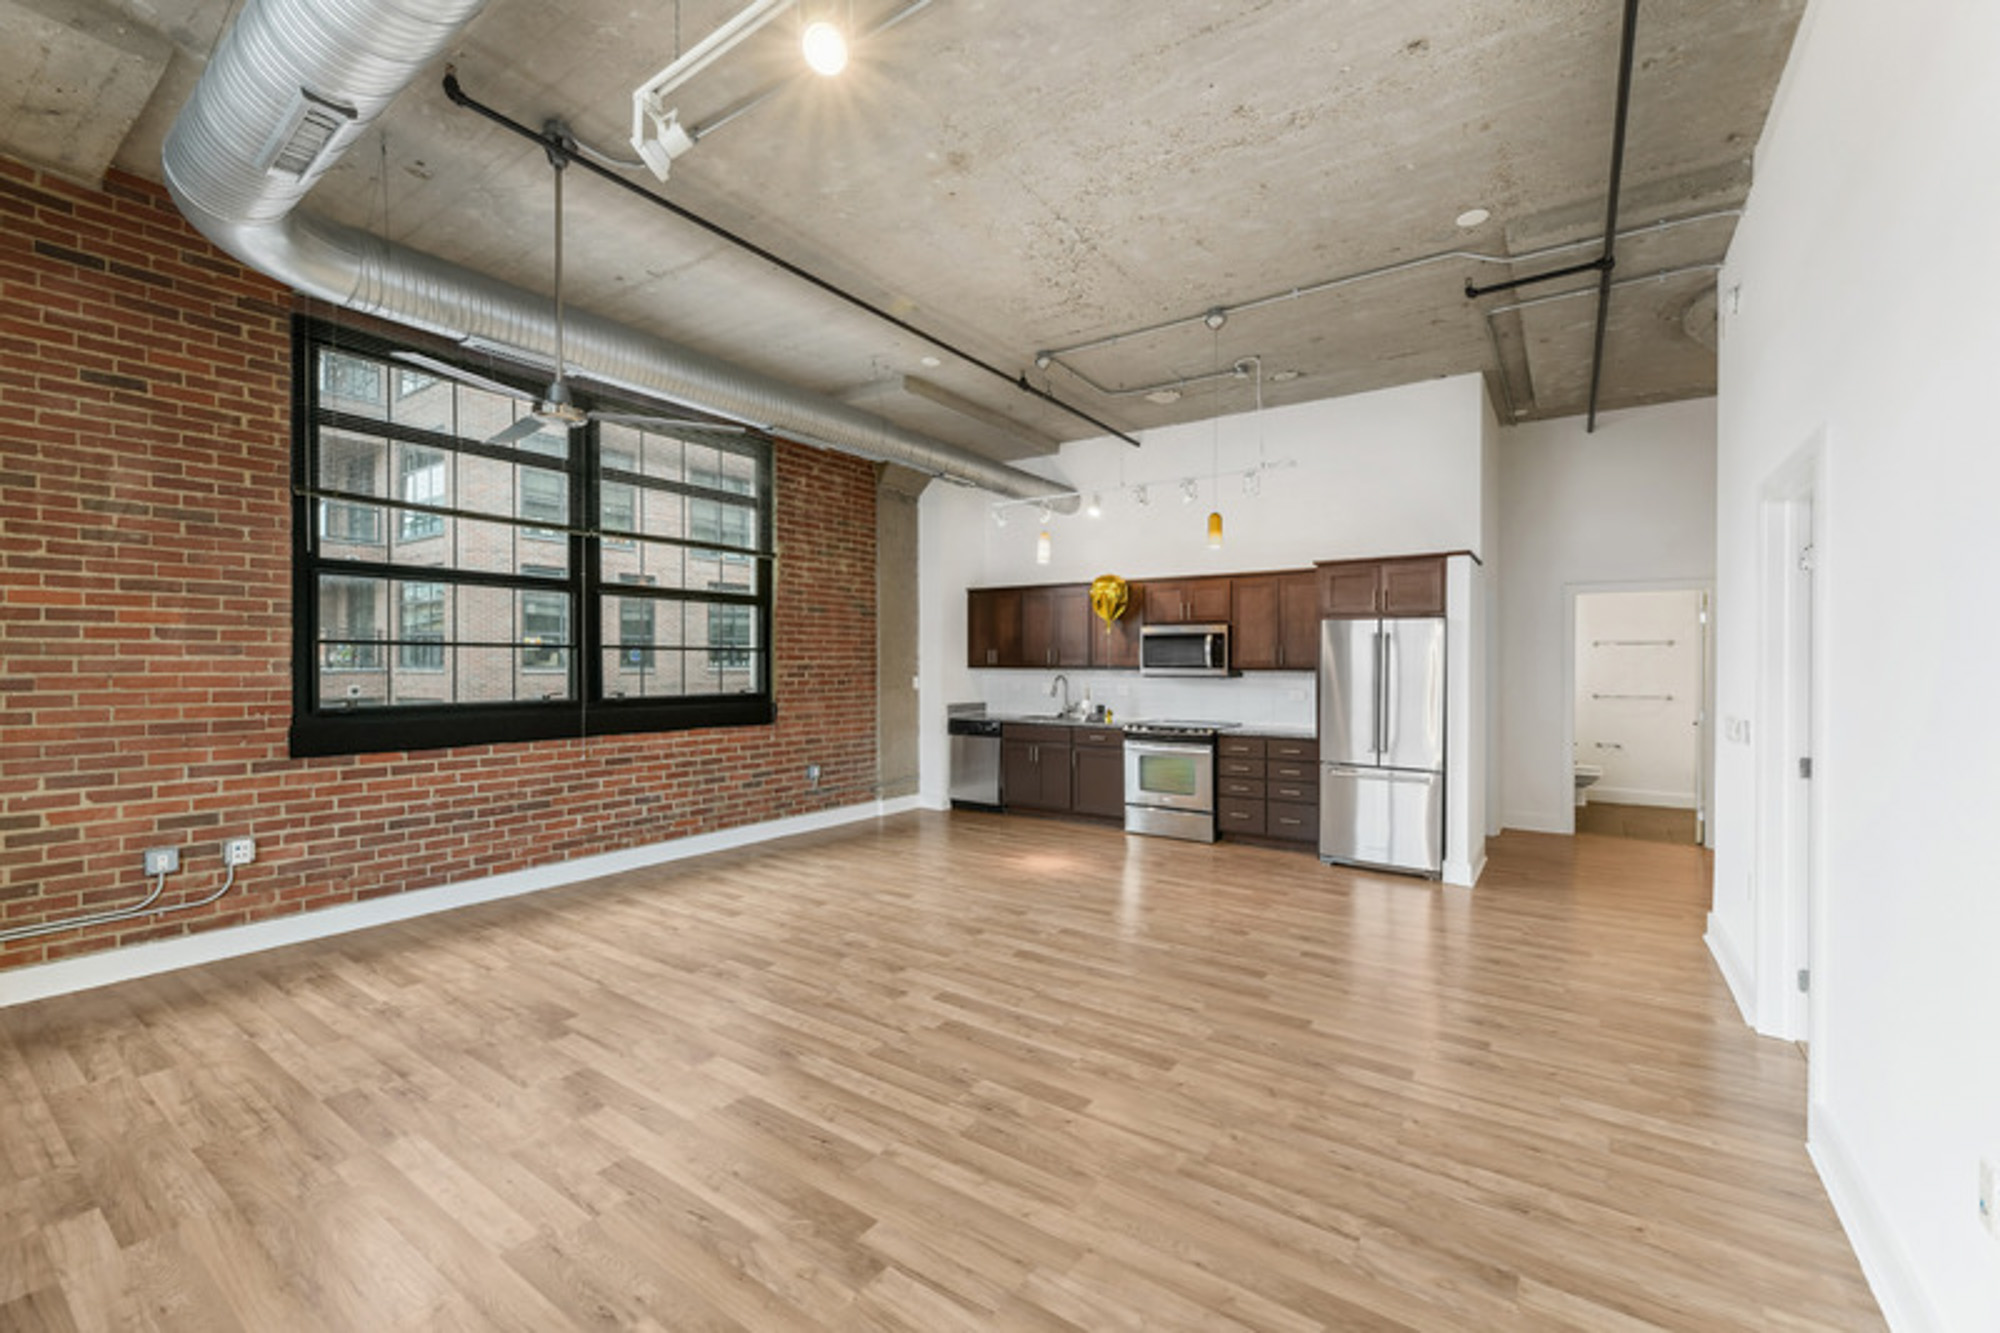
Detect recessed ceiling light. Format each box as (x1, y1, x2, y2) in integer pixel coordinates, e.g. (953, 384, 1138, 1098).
(1145, 388, 1182, 404)
(1455, 207, 1491, 229)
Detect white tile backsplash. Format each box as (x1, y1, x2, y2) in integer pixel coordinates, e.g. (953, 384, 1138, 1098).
(972, 669, 1317, 731)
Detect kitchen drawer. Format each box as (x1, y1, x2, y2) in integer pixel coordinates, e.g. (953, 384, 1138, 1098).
(1219, 776, 1266, 800)
(1268, 778, 1318, 803)
(1002, 723, 1072, 744)
(1074, 727, 1123, 749)
(1267, 759, 1315, 783)
(1217, 797, 1266, 835)
(1218, 756, 1262, 779)
(1218, 736, 1265, 760)
(1266, 800, 1318, 842)
(1267, 738, 1315, 762)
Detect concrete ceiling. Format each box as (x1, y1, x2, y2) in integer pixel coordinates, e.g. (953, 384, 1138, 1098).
(3, 0, 1806, 461)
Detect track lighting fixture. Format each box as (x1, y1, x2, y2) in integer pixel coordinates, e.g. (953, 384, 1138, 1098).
(1180, 478, 1198, 505)
(1035, 528, 1052, 564)
(1086, 492, 1102, 518)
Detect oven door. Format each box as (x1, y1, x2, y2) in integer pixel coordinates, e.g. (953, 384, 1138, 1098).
(1123, 740, 1214, 812)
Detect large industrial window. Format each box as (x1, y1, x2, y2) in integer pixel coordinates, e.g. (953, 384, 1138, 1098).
(290, 319, 774, 756)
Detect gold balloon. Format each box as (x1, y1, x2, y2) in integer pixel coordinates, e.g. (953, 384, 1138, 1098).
(1089, 574, 1129, 625)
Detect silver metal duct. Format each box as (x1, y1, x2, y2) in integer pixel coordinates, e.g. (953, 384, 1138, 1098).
(160, 0, 1077, 509)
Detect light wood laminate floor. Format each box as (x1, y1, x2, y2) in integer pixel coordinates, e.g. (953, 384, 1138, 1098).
(1574, 801, 1701, 846)
(0, 816, 1882, 1331)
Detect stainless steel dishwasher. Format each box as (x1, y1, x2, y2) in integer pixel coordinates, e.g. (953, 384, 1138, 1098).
(947, 715, 1002, 810)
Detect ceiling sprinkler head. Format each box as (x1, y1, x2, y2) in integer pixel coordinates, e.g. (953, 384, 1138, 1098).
(1203, 308, 1227, 331)
(1034, 352, 1053, 370)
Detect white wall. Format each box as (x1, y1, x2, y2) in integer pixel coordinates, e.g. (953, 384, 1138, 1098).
(1710, 1, 2000, 1327)
(1496, 399, 1717, 833)
(917, 373, 1493, 881)
(1574, 589, 1705, 807)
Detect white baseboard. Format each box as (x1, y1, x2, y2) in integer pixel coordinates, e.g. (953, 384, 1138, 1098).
(1704, 913, 1756, 1027)
(1588, 786, 1697, 809)
(1, 797, 922, 1008)
(1809, 1102, 1942, 1332)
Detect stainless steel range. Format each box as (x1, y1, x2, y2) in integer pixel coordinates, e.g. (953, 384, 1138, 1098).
(1122, 720, 1240, 842)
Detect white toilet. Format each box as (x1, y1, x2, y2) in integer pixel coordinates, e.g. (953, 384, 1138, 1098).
(1574, 763, 1603, 807)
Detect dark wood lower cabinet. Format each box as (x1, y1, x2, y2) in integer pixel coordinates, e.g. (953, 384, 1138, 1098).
(1004, 723, 1122, 820)
(1070, 728, 1125, 820)
(1002, 725, 1072, 813)
(1216, 734, 1319, 848)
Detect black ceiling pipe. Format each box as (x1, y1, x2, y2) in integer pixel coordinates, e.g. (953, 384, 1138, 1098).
(1465, 0, 1643, 431)
(442, 71, 1142, 448)
(1585, 0, 1643, 433)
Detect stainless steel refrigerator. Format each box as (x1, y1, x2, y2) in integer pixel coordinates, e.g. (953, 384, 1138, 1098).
(1319, 616, 1446, 876)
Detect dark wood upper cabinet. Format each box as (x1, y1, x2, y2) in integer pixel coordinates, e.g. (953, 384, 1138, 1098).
(967, 587, 1023, 666)
(1230, 577, 1282, 669)
(1145, 576, 1232, 624)
(1090, 582, 1144, 669)
(1379, 558, 1446, 615)
(1317, 556, 1446, 618)
(1020, 585, 1093, 668)
(1234, 571, 1321, 670)
(1277, 570, 1321, 667)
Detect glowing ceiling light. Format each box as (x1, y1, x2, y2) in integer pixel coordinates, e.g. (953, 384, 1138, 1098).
(803, 20, 848, 75)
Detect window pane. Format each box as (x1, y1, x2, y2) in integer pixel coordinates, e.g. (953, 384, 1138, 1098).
(459, 384, 523, 443)
(521, 588, 569, 674)
(317, 430, 386, 552)
(398, 444, 447, 542)
(398, 581, 444, 669)
(319, 350, 386, 419)
(390, 368, 453, 432)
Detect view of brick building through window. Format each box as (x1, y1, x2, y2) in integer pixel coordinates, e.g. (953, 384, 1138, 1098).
(309, 348, 760, 710)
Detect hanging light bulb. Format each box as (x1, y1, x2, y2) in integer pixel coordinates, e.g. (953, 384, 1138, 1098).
(1207, 509, 1224, 549)
(802, 18, 848, 75)
(1086, 491, 1102, 518)
(1036, 528, 1052, 565)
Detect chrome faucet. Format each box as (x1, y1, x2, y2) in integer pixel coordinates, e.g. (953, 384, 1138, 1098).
(1049, 673, 1072, 717)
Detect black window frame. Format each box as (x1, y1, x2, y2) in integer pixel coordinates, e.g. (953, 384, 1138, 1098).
(290, 317, 776, 757)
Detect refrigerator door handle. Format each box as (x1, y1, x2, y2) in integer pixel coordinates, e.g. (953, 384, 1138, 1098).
(1382, 628, 1399, 759)
(1374, 629, 1389, 759)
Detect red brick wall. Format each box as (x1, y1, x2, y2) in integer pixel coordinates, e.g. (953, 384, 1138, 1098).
(0, 161, 878, 973)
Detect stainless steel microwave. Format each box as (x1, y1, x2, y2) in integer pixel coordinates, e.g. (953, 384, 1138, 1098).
(1139, 623, 1230, 676)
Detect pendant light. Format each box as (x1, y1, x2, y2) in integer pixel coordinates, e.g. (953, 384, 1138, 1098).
(1206, 320, 1224, 549)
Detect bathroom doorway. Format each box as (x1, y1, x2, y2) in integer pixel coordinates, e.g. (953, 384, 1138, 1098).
(1568, 586, 1711, 845)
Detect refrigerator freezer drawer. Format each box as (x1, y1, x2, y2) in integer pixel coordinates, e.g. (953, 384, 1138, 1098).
(1319, 765, 1443, 876)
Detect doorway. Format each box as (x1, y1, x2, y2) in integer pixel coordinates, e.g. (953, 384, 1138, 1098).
(1758, 473, 1819, 1045)
(1567, 585, 1712, 844)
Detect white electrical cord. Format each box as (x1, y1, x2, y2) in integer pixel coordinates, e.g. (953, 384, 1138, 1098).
(0, 863, 238, 943)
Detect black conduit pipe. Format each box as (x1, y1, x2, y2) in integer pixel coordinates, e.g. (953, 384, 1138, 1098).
(1465, 0, 1643, 432)
(442, 71, 1142, 448)
(1586, 0, 1643, 432)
